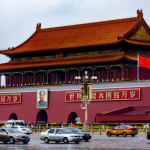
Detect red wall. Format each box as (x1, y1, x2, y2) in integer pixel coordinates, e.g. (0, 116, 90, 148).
(0, 85, 150, 123)
(131, 67, 150, 80)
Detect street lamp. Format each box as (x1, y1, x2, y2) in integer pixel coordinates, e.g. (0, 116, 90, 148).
(75, 71, 97, 129)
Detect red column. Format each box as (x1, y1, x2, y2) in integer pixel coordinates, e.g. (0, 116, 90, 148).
(21, 74, 24, 85)
(99, 70, 101, 82)
(128, 67, 131, 79)
(16, 75, 18, 86)
(41, 74, 43, 84)
(10, 74, 12, 86)
(113, 70, 116, 81)
(107, 67, 109, 81)
(34, 73, 36, 85)
(47, 72, 49, 84)
(53, 73, 55, 83)
(122, 66, 124, 80)
(65, 71, 67, 83)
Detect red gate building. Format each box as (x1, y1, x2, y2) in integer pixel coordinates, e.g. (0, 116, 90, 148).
(0, 10, 150, 123)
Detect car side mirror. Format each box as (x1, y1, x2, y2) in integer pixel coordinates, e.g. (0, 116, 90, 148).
(58, 132, 61, 134)
(5, 131, 8, 134)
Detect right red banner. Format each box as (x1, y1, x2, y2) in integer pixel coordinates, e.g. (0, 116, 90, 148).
(139, 55, 150, 69)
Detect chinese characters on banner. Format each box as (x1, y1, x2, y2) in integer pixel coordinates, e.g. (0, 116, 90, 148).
(0, 94, 21, 104)
(65, 88, 140, 102)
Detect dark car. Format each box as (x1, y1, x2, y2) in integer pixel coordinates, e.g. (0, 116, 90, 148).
(65, 127, 91, 141)
(147, 128, 150, 139)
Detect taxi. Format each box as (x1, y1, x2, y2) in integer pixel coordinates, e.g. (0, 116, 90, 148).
(106, 125, 138, 137)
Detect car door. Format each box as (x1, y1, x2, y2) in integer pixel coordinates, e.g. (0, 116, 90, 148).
(0, 129, 8, 141)
(119, 125, 126, 134)
(47, 129, 55, 141)
(0, 129, 4, 141)
(112, 126, 120, 135)
(55, 129, 63, 141)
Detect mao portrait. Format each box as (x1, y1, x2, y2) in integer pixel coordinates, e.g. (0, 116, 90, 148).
(37, 88, 48, 109)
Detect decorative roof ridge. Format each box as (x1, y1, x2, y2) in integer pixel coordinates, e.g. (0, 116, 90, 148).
(40, 17, 138, 32)
(117, 9, 144, 40)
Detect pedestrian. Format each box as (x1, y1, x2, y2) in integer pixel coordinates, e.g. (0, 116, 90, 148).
(31, 124, 34, 128)
(146, 123, 149, 129)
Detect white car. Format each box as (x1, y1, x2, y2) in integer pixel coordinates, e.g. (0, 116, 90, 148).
(11, 126, 32, 135)
(6, 120, 24, 127)
(40, 128, 82, 144)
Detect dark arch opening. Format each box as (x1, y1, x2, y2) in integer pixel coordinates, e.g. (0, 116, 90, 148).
(36, 110, 47, 123)
(95, 117, 96, 123)
(67, 112, 78, 123)
(9, 113, 17, 120)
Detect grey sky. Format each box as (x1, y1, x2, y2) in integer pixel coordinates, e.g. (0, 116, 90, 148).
(0, 0, 150, 85)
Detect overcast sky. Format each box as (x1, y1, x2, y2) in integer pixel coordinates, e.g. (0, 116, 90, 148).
(0, 0, 150, 85)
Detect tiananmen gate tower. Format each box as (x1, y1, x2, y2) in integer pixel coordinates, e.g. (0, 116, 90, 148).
(0, 10, 150, 123)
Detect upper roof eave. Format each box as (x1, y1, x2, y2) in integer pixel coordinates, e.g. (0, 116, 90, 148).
(0, 40, 123, 56)
(0, 10, 146, 56)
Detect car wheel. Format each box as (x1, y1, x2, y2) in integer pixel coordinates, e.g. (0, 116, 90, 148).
(23, 141, 28, 144)
(123, 132, 127, 137)
(75, 141, 79, 143)
(3, 141, 7, 144)
(107, 132, 111, 137)
(9, 137, 15, 144)
(116, 135, 119, 137)
(63, 137, 68, 144)
(44, 137, 49, 143)
(55, 141, 59, 143)
(131, 134, 135, 137)
(85, 139, 89, 141)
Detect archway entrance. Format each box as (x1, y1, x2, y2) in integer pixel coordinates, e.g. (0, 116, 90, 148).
(67, 112, 77, 123)
(9, 113, 17, 120)
(36, 110, 47, 123)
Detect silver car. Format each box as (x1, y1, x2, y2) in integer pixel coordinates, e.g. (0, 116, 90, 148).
(0, 128, 30, 144)
(40, 128, 82, 144)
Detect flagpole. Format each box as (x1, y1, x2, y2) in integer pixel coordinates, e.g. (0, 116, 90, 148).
(137, 54, 139, 81)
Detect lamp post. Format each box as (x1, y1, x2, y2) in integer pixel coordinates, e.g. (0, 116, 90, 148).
(75, 71, 97, 129)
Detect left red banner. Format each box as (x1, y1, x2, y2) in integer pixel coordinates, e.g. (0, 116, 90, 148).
(0, 94, 21, 104)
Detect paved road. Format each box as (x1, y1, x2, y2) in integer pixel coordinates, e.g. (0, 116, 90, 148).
(0, 133, 150, 150)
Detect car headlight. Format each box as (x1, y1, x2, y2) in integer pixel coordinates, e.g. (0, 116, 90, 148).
(16, 135, 21, 137)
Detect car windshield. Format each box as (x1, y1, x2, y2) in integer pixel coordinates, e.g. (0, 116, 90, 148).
(124, 125, 134, 128)
(69, 128, 82, 132)
(6, 128, 22, 133)
(20, 126, 27, 128)
(6, 122, 12, 125)
(61, 129, 72, 134)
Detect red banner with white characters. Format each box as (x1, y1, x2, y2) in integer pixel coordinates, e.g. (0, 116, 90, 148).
(65, 88, 140, 102)
(0, 94, 21, 104)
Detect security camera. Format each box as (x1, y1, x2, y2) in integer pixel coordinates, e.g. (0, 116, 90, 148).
(80, 104, 83, 107)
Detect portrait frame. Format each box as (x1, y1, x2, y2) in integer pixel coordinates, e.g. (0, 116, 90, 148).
(37, 88, 48, 109)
